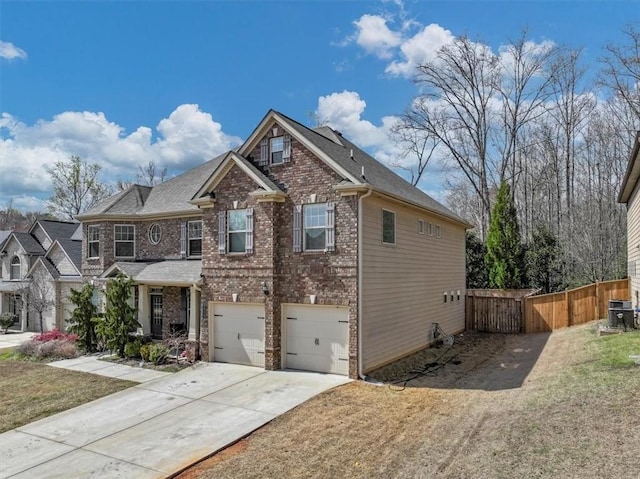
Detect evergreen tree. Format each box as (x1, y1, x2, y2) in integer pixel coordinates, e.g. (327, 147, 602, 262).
(101, 273, 139, 357)
(525, 225, 564, 293)
(485, 181, 525, 289)
(466, 231, 489, 288)
(68, 283, 98, 352)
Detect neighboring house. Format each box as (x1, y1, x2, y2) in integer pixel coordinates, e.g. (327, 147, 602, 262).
(618, 131, 640, 307)
(0, 219, 81, 331)
(77, 110, 471, 378)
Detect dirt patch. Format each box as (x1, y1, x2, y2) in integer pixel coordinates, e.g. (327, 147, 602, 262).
(176, 324, 640, 479)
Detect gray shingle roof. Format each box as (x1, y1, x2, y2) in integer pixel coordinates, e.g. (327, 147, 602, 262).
(70, 224, 83, 241)
(12, 232, 45, 255)
(0, 231, 10, 248)
(77, 154, 226, 218)
(37, 220, 80, 242)
(56, 239, 82, 272)
(277, 111, 468, 225)
(39, 258, 60, 279)
(100, 260, 202, 285)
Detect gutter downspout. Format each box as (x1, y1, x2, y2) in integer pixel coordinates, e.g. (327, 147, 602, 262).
(191, 282, 202, 358)
(358, 188, 373, 380)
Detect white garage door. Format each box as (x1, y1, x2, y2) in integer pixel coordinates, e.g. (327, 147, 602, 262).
(284, 305, 349, 376)
(210, 303, 265, 367)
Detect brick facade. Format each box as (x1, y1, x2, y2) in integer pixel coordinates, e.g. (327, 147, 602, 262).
(200, 123, 360, 377)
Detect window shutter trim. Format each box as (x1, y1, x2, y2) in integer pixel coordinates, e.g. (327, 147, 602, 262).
(259, 138, 269, 166)
(293, 205, 302, 253)
(283, 135, 292, 162)
(246, 208, 254, 254)
(218, 210, 227, 254)
(180, 223, 186, 258)
(326, 202, 335, 252)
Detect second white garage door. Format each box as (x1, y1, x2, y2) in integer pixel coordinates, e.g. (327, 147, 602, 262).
(283, 304, 349, 376)
(210, 303, 265, 367)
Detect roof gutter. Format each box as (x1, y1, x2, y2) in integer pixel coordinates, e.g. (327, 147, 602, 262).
(357, 188, 373, 380)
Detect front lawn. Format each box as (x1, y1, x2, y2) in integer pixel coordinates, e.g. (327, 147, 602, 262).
(0, 358, 135, 432)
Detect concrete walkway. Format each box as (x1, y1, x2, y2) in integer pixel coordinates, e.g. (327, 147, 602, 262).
(0, 332, 35, 352)
(48, 355, 172, 383)
(1, 362, 350, 479)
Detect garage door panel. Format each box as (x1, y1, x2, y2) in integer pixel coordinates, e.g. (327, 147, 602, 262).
(211, 303, 265, 367)
(284, 305, 349, 376)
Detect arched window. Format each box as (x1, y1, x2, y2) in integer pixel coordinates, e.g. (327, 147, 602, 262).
(10, 256, 21, 280)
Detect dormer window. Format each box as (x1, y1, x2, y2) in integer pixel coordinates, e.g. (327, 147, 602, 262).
(270, 137, 284, 164)
(10, 256, 20, 280)
(259, 134, 291, 166)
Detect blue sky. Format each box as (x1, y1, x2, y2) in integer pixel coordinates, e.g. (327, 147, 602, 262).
(1, 0, 638, 212)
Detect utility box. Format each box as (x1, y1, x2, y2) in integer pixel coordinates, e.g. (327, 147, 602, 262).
(608, 299, 634, 328)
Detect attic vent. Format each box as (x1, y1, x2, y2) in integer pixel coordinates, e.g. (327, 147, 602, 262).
(350, 149, 354, 160)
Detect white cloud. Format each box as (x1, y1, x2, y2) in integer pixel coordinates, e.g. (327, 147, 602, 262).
(0, 105, 241, 211)
(385, 23, 455, 77)
(353, 14, 402, 59)
(0, 41, 27, 60)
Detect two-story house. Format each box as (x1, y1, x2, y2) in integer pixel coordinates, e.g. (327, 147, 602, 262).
(618, 131, 640, 307)
(0, 219, 82, 331)
(78, 110, 471, 378)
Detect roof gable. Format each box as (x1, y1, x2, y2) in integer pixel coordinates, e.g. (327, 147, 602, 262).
(30, 219, 79, 243)
(8, 232, 45, 255)
(46, 239, 82, 275)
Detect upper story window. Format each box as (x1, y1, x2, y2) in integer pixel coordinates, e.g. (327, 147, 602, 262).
(293, 202, 335, 252)
(418, 219, 425, 235)
(10, 256, 20, 280)
(259, 134, 291, 166)
(218, 209, 253, 254)
(148, 223, 162, 245)
(188, 221, 202, 257)
(435, 224, 442, 238)
(88, 225, 100, 258)
(382, 209, 396, 245)
(114, 225, 135, 258)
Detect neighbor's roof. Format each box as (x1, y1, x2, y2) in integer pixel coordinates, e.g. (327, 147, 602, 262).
(76, 154, 226, 219)
(618, 132, 640, 204)
(99, 260, 202, 286)
(54, 239, 83, 272)
(0, 231, 10, 248)
(35, 219, 80, 242)
(11, 232, 45, 255)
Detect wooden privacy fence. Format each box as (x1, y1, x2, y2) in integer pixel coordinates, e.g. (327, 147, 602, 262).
(466, 279, 630, 334)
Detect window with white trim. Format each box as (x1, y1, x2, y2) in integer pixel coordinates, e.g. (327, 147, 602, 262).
(218, 209, 254, 254)
(114, 225, 135, 258)
(435, 224, 442, 238)
(293, 202, 335, 252)
(10, 256, 20, 280)
(148, 223, 161, 245)
(382, 209, 395, 244)
(88, 225, 100, 258)
(259, 134, 291, 166)
(418, 219, 425, 234)
(188, 221, 202, 257)
(427, 222, 433, 236)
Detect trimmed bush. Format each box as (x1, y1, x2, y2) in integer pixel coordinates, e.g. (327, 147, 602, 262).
(147, 343, 169, 365)
(16, 339, 78, 360)
(0, 313, 16, 333)
(139, 343, 152, 362)
(33, 330, 78, 343)
(124, 340, 142, 359)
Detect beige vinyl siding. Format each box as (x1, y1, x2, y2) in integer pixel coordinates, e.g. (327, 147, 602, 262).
(627, 178, 640, 307)
(361, 195, 466, 372)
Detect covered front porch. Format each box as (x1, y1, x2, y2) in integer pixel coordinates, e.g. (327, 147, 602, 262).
(0, 282, 28, 332)
(98, 261, 202, 343)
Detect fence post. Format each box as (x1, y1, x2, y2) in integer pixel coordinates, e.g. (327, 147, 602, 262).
(595, 280, 600, 322)
(565, 290, 570, 328)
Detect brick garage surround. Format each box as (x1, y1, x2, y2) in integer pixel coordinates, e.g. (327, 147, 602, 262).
(200, 124, 360, 378)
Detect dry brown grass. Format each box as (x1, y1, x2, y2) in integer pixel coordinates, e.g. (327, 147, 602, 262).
(0, 360, 135, 432)
(177, 324, 640, 479)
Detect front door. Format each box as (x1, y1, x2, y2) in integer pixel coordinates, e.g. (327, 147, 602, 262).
(150, 289, 163, 339)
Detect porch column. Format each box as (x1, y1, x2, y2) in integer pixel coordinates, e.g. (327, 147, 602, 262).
(188, 286, 200, 341)
(20, 294, 28, 332)
(138, 284, 150, 336)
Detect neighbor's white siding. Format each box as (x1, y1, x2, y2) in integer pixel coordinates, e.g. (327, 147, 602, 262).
(627, 177, 640, 307)
(48, 245, 77, 276)
(361, 194, 466, 373)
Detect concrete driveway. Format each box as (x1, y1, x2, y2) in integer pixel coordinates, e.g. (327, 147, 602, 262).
(0, 332, 35, 352)
(1, 363, 350, 479)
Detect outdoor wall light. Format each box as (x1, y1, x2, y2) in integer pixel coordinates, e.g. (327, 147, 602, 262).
(262, 282, 270, 296)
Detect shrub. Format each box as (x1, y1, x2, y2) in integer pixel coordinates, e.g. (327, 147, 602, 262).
(16, 339, 78, 360)
(124, 339, 142, 359)
(148, 343, 169, 365)
(0, 313, 16, 333)
(139, 343, 152, 362)
(33, 329, 78, 343)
